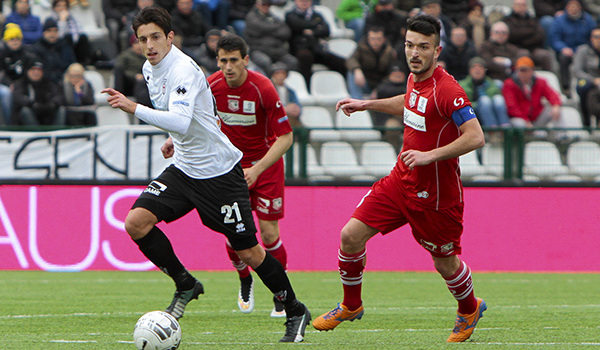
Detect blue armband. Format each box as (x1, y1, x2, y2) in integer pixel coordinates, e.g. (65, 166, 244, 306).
(451, 106, 477, 127)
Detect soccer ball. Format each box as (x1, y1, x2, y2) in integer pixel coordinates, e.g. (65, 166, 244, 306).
(133, 311, 182, 350)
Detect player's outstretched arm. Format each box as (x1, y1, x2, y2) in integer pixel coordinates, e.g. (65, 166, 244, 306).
(337, 95, 405, 117)
(102, 87, 137, 114)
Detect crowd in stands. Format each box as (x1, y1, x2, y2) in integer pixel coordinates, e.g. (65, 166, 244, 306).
(1, 0, 600, 145)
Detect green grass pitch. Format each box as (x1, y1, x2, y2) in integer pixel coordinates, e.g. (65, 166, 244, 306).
(0, 270, 598, 349)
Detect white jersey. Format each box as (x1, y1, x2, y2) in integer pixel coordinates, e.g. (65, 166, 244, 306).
(139, 45, 242, 179)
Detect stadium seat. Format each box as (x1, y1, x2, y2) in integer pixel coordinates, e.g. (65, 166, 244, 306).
(320, 141, 366, 177)
(524, 141, 569, 178)
(314, 5, 354, 39)
(292, 142, 327, 178)
(334, 109, 381, 142)
(96, 106, 130, 125)
(566, 140, 600, 179)
(84, 70, 109, 106)
(310, 70, 350, 107)
(481, 143, 505, 177)
(535, 70, 568, 103)
(327, 38, 357, 60)
(552, 174, 583, 182)
(359, 141, 397, 178)
(285, 70, 316, 106)
(560, 105, 589, 140)
(298, 106, 342, 142)
(459, 150, 486, 179)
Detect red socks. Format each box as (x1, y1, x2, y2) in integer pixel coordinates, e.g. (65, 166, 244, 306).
(225, 241, 250, 279)
(264, 237, 287, 270)
(339, 248, 366, 311)
(444, 260, 477, 315)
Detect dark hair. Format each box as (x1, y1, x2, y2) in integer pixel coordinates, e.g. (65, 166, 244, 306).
(132, 6, 172, 38)
(367, 26, 385, 34)
(52, 0, 68, 9)
(406, 14, 441, 46)
(216, 34, 248, 58)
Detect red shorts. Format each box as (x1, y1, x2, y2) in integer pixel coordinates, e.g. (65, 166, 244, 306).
(247, 157, 285, 221)
(352, 175, 464, 257)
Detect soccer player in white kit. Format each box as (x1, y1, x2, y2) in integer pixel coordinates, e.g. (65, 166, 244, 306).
(102, 6, 310, 343)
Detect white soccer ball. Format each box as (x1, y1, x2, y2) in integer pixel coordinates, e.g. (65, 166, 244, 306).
(133, 311, 182, 350)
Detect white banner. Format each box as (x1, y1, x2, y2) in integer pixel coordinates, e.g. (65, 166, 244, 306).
(0, 125, 172, 181)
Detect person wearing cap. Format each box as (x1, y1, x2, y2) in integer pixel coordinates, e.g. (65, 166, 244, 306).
(364, 0, 407, 48)
(196, 29, 222, 75)
(4, 0, 42, 45)
(346, 25, 396, 99)
(460, 56, 510, 129)
(270, 62, 302, 128)
(549, 0, 596, 97)
(0, 24, 36, 125)
(502, 56, 563, 128)
(31, 17, 76, 84)
(12, 59, 66, 126)
(244, 0, 298, 75)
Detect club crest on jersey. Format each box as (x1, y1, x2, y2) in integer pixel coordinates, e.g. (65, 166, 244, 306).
(243, 101, 255, 113)
(409, 92, 417, 108)
(228, 99, 239, 112)
(417, 96, 428, 113)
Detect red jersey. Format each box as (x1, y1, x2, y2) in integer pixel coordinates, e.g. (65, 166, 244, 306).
(208, 70, 292, 167)
(391, 66, 472, 210)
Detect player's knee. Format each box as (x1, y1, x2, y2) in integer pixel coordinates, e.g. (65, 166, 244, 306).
(340, 226, 364, 251)
(124, 209, 156, 239)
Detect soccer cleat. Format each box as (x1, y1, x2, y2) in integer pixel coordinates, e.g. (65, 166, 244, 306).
(447, 297, 487, 342)
(165, 280, 204, 320)
(279, 304, 311, 342)
(271, 296, 286, 318)
(237, 277, 254, 313)
(312, 303, 364, 331)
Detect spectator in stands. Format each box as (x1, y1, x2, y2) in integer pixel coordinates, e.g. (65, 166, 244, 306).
(573, 26, 600, 127)
(503, 0, 554, 72)
(335, 0, 376, 42)
(418, 0, 452, 48)
(196, 28, 222, 75)
(155, 0, 177, 12)
(478, 21, 526, 82)
(31, 18, 76, 84)
(69, 0, 90, 7)
(120, 0, 155, 52)
(61, 62, 96, 126)
(270, 62, 302, 129)
(364, 0, 406, 49)
(346, 26, 396, 99)
(441, 0, 470, 26)
(102, 0, 137, 52)
(5, 0, 42, 45)
(460, 57, 510, 128)
(502, 56, 563, 128)
(533, 0, 565, 48)
(12, 60, 65, 126)
(549, 0, 596, 97)
(48, 0, 92, 66)
(0, 24, 36, 125)
(194, 0, 230, 29)
(285, 0, 347, 87)
(439, 26, 477, 81)
(228, 0, 255, 36)
(461, 0, 487, 50)
(113, 34, 151, 106)
(244, 0, 298, 75)
(372, 64, 406, 151)
(171, 0, 210, 53)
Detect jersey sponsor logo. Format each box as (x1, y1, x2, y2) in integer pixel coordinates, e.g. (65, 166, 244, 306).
(454, 97, 465, 107)
(409, 91, 417, 108)
(243, 101, 256, 113)
(143, 181, 167, 196)
(219, 112, 257, 126)
(404, 109, 426, 131)
(228, 99, 239, 112)
(173, 100, 189, 106)
(417, 96, 428, 113)
(272, 197, 282, 210)
(176, 86, 187, 95)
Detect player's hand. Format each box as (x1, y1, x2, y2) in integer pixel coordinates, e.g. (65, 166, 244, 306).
(336, 98, 365, 116)
(161, 137, 174, 159)
(243, 166, 261, 188)
(400, 149, 434, 170)
(101, 87, 137, 114)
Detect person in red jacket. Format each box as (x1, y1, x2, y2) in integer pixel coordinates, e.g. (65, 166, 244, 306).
(502, 56, 563, 128)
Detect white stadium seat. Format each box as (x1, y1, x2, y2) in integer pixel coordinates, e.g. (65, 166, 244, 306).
(320, 141, 366, 177)
(524, 141, 569, 178)
(359, 141, 397, 178)
(299, 106, 342, 142)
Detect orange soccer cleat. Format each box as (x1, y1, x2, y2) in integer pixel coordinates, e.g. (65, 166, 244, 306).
(312, 303, 364, 331)
(447, 297, 487, 342)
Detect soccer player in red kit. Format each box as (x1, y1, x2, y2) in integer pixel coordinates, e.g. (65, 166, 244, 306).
(208, 34, 293, 318)
(312, 15, 487, 342)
